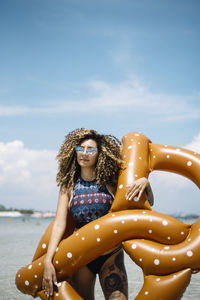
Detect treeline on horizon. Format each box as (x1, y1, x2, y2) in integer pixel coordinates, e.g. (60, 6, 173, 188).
(0, 204, 34, 214)
(0, 204, 199, 219)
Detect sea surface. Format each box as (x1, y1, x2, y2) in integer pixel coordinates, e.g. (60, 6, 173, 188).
(0, 216, 200, 300)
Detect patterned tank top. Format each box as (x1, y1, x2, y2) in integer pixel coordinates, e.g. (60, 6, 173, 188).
(70, 177, 113, 228)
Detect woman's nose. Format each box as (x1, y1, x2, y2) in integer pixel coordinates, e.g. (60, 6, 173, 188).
(82, 148, 88, 155)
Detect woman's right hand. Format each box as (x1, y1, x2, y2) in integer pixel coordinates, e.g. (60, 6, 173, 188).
(42, 260, 57, 298)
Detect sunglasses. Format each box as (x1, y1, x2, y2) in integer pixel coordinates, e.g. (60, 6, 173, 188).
(75, 145, 98, 156)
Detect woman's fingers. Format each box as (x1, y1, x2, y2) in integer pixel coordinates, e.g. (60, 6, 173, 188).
(42, 277, 53, 298)
(49, 278, 53, 297)
(126, 186, 139, 200)
(42, 262, 57, 298)
(126, 178, 148, 201)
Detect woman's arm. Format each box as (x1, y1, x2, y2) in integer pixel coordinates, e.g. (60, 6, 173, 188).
(108, 178, 154, 206)
(42, 185, 70, 297)
(126, 177, 154, 206)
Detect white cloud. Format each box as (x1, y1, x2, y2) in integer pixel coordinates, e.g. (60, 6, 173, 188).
(0, 106, 29, 116)
(1, 78, 200, 122)
(184, 132, 200, 153)
(0, 140, 58, 211)
(0, 140, 57, 186)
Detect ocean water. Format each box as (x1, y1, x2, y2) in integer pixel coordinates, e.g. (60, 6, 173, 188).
(0, 216, 200, 300)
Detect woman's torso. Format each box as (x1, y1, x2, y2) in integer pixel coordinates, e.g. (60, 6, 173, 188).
(69, 177, 114, 229)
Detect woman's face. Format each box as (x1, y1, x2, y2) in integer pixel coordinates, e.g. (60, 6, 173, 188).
(76, 139, 98, 168)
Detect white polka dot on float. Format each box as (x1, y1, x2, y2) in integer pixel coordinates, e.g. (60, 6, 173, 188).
(164, 246, 170, 250)
(154, 259, 160, 265)
(172, 257, 176, 261)
(162, 220, 168, 226)
(67, 252, 72, 258)
(156, 278, 160, 282)
(187, 250, 193, 257)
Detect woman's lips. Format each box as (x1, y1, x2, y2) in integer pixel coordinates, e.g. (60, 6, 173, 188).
(80, 158, 89, 162)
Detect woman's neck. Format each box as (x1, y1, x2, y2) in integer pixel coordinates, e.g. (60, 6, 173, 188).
(81, 168, 96, 181)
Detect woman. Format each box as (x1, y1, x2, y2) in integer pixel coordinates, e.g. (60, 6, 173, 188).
(42, 128, 153, 300)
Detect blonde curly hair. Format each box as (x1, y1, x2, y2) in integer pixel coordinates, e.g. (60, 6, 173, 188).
(56, 128, 122, 188)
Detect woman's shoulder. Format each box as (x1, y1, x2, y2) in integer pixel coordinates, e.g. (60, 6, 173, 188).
(59, 184, 73, 199)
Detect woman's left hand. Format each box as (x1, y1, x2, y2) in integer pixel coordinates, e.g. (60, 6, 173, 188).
(125, 177, 149, 201)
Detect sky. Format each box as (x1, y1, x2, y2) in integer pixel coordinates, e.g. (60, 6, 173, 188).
(0, 0, 200, 215)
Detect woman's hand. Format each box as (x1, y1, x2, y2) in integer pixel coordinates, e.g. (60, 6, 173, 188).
(42, 260, 57, 298)
(125, 177, 149, 201)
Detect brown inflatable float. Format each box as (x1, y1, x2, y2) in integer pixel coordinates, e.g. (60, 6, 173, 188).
(16, 132, 200, 300)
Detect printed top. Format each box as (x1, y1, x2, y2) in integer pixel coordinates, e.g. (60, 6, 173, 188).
(70, 177, 113, 228)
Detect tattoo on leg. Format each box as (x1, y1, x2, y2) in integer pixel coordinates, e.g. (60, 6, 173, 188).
(104, 273, 122, 293)
(109, 264, 115, 272)
(102, 251, 128, 298)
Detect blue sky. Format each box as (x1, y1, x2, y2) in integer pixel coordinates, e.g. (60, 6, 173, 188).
(0, 0, 200, 214)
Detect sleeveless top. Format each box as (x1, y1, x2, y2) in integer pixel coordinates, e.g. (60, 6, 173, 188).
(70, 177, 114, 228)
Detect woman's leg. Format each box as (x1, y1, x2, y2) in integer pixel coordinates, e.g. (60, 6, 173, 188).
(71, 265, 96, 300)
(99, 249, 128, 300)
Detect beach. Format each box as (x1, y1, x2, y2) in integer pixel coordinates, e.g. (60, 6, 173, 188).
(1, 216, 200, 300)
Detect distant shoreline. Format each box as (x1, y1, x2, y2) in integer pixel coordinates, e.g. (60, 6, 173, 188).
(0, 210, 198, 220)
(0, 211, 56, 218)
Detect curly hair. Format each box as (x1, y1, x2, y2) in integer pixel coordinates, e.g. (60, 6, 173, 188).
(56, 128, 122, 189)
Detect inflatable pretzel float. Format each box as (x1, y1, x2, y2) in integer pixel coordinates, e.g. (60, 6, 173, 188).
(16, 132, 200, 300)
